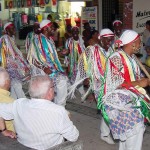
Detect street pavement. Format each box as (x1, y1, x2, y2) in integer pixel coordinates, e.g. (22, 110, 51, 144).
(67, 91, 150, 150)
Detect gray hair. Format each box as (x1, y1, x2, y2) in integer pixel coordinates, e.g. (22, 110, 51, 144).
(0, 67, 10, 87)
(29, 75, 53, 99)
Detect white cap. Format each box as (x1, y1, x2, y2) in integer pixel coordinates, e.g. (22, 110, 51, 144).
(40, 20, 52, 29)
(113, 20, 122, 26)
(34, 22, 39, 25)
(72, 26, 79, 30)
(4, 22, 14, 31)
(99, 28, 114, 39)
(119, 30, 140, 45)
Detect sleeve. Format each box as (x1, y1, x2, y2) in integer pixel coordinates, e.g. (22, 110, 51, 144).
(59, 108, 79, 142)
(0, 103, 14, 120)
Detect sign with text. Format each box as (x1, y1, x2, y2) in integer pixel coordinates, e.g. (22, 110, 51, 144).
(81, 6, 98, 33)
(133, 0, 150, 35)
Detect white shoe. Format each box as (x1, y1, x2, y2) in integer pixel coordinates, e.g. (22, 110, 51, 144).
(101, 135, 115, 144)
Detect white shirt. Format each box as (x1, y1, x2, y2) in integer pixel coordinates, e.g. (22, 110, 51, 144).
(0, 98, 79, 150)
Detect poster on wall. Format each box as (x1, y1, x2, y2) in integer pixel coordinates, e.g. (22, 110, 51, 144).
(81, 6, 98, 33)
(133, 0, 150, 35)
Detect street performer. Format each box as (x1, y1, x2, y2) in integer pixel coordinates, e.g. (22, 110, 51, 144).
(69, 29, 115, 144)
(0, 22, 30, 99)
(27, 20, 68, 107)
(63, 26, 85, 83)
(101, 30, 150, 150)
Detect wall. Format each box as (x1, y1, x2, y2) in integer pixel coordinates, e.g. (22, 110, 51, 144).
(122, 0, 133, 29)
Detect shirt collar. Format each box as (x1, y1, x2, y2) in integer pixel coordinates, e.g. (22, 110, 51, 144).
(0, 88, 11, 96)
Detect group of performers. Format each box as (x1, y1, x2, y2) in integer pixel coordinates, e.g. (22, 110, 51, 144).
(0, 19, 150, 150)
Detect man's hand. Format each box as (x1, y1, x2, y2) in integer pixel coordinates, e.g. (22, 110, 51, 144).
(43, 67, 52, 75)
(2, 130, 17, 139)
(138, 78, 150, 87)
(61, 49, 69, 55)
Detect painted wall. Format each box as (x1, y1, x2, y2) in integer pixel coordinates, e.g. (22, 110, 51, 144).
(133, 0, 150, 35)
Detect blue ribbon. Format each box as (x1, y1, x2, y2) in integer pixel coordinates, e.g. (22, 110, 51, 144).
(41, 35, 64, 73)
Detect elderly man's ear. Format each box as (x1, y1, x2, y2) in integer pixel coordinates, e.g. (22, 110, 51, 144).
(43, 89, 54, 101)
(4, 80, 10, 91)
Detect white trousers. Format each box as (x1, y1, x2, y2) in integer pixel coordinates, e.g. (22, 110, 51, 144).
(54, 75, 68, 107)
(119, 127, 145, 150)
(100, 117, 110, 137)
(10, 79, 26, 99)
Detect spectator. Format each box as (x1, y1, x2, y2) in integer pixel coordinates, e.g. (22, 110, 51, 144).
(0, 75, 79, 150)
(0, 67, 15, 133)
(143, 20, 150, 46)
(88, 30, 99, 46)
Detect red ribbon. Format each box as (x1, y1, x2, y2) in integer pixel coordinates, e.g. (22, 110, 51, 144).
(5, 24, 14, 31)
(41, 22, 52, 30)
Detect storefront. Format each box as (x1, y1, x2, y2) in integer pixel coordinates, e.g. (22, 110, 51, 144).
(2, 0, 147, 38)
(0, 0, 99, 38)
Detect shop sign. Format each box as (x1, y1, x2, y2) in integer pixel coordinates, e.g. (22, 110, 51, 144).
(81, 6, 98, 32)
(133, 0, 150, 35)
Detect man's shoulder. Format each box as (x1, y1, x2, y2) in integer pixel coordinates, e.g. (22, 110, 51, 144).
(0, 34, 8, 40)
(48, 102, 66, 113)
(0, 95, 14, 103)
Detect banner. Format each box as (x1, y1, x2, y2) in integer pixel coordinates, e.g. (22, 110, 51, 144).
(81, 6, 98, 33)
(4, 0, 53, 8)
(133, 0, 150, 35)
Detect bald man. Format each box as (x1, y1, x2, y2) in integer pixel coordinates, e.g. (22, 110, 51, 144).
(0, 75, 79, 149)
(0, 67, 15, 133)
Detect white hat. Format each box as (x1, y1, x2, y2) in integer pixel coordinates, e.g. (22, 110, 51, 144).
(40, 20, 52, 30)
(4, 22, 14, 31)
(119, 30, 140, 46)
(113, 20, 122, 26)
(99, 28, 114, 39)
(34, 22, 39, 25)
(72, 26, 79, 30)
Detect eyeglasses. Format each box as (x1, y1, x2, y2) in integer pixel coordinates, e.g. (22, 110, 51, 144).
(49, 85, 55, 89)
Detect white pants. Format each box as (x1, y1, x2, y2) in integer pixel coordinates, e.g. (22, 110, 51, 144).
(54, 75, 68, 107)
(100, 117, 110, 137)
(119, 127, 145, 150)
(10, 79, 26, 99)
